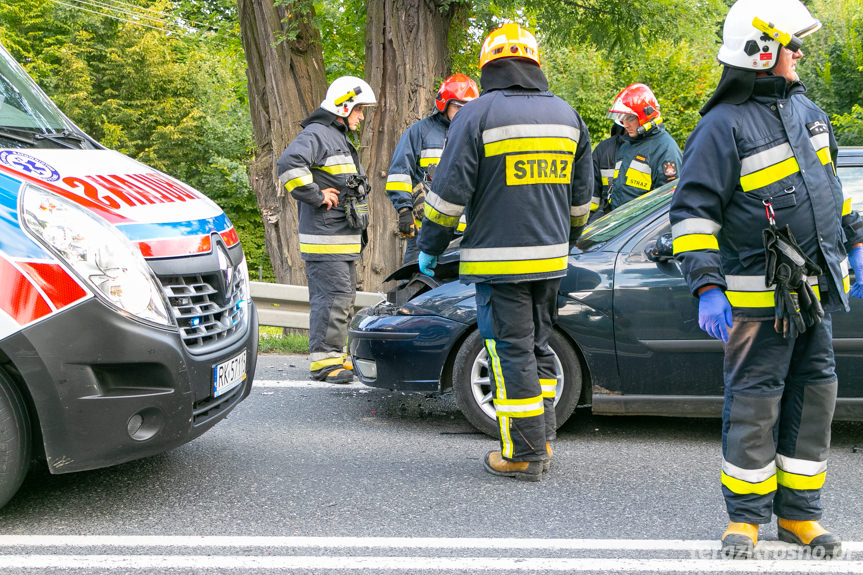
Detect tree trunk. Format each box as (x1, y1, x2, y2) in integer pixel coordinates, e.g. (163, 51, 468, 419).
(359, 0, 462, 291)
(237, 0, 327, 286)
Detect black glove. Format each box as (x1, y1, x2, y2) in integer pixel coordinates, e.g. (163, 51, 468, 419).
(773, 263, 806, 339)
(397, 208, 415, 238)
(763, 225, 823, 337)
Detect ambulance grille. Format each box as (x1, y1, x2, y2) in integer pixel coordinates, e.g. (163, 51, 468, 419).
(159, 270, 248, 353)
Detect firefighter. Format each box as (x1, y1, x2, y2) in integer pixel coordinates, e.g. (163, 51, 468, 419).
(386, 74, 479, 263)
(607, 83, 682, 209)
(276, 76, 377, 384)
(416, 23, 593, 481)
(589, 123, 624, 222)
(670, 0, 863, 559)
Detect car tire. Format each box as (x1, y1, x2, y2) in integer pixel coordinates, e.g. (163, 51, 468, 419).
(452, 328, 582, 438)
(0, 371, 31, 508)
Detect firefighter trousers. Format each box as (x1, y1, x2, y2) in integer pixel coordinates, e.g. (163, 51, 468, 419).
(306, 260, 356, 377)
(721, 315, 837, 524)
(475, 279, 560, 462)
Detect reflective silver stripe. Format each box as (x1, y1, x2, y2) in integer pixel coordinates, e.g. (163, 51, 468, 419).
(671, 218, 721, 239)
(600, 168, 614, 179)
(809, 132, 830, 153)
(722, 458, 776, 483)
(775, 454, 827, 476)
(570, 202, 591, 218)
(841, 257, 849, 277)
(298, 233, 362, 245)
(279, 167, 312, 186)
(726, 274, 818, 292)
(386, 174, 412, 185)
(310, 351, 343, 362)
(461, 243, 569, 262)
(420, 148, 443, 159)
(482, 123, 581, 144)
(740, 143, 794, 176)
(323, 154, 355, 167)
(493, 397, 544, 414)
(425, 191, 465, 217)
(628, 159, 651, 175)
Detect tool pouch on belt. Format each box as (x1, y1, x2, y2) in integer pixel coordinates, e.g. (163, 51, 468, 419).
(344, 174, 370, 230)
(763, 223, 824, 338)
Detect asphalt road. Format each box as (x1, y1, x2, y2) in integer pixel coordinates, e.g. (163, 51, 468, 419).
(0, 353, 862, 574)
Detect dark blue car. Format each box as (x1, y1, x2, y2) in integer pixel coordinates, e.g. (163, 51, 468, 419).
(349, 147, 863, 436)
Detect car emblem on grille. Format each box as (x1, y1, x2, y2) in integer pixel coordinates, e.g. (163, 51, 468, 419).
(216, 243, 233, 294)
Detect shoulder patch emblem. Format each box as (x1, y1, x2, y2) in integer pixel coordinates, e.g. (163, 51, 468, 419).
(662, 161, 678, 178)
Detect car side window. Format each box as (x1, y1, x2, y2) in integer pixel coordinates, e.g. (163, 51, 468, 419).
(839, 166, 863, 210)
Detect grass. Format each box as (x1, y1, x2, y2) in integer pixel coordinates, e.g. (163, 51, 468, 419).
(258, 326, 309, 354)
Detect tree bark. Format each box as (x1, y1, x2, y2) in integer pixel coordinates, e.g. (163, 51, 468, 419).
(237, 0, 327, 286)
(359, 0, 463, 291)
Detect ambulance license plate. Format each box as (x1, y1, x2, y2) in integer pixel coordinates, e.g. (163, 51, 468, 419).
(213, 350, 247, 397)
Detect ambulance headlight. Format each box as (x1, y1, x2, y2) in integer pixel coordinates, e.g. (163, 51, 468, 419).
(21, 185, 174, 327)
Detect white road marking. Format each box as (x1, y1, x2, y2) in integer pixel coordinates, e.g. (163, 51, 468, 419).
(253, 379, 369, 389)
(0, 555, 862, 572)
(0, 535, 859, 552)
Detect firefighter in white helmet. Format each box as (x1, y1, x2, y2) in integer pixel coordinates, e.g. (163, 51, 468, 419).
(670, 0, 863, 559)
(277, 76, 377, 384)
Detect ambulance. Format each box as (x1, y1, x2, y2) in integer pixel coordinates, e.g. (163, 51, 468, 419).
(0, 43, 258, 507)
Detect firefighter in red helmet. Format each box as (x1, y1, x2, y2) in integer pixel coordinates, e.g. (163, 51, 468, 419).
(385, 73, 478, 263)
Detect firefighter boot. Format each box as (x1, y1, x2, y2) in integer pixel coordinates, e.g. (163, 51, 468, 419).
(543, 443, 553, 473)
(483, 451, 543, 482)
(342, 355, 353, 371)
(311, 366, 355, 384)
(721, 522, 758, 559)
(777, 519, 842, 558)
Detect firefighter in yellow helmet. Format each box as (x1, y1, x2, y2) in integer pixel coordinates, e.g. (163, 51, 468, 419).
(417, 23, 593, 480)
(671, 0, 863, 558)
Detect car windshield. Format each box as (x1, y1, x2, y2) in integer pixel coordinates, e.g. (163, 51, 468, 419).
(577, 182, 676, 250)
(0, 45, 91, 149)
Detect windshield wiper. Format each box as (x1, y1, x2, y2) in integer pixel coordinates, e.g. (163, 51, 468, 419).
(1, 126, 86, 149)
(0, 130, 36, 146)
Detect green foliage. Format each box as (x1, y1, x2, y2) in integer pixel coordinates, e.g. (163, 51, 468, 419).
(804, 0, 863, 144)
(258, 326, 309, 354)
(314, 0, 366, 81)
(0, 0, 273, 279)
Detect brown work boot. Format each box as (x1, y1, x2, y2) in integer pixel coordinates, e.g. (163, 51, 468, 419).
(542, 443, 553, 473)
(483, 451, 543, 482)
(721, 522, 758, 559)
(777, 518, 842, 558)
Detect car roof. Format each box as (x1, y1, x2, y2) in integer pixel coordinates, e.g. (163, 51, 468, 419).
(838, 146, 863, 166)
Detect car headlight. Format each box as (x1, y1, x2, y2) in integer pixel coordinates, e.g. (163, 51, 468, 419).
(21, 184, 174, 327)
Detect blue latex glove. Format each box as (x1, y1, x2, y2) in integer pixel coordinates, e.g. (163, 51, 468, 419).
(698, 287, 733, 343)
(850, 245, 863, 299)
(418, 251, 437, 277)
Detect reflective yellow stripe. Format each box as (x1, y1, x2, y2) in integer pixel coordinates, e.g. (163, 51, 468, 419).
(540, 378, 556, 398)
(571, 214, 589, 227)
(487, 339, 513, 459)
(672, 234, 719, 254)
(815, 147, 831, 166)
(726, 285, 822, 308)
(460, 256, 568, 276)
(739, 156, 800, 192)
(386, 182, 413, 193)
(284, 174, 314, 192)
(424, 203, 460, 228)
(485, 137, 578, 157)
(843, 197, 853, 216)
(300, 243, 361, 254)
(494, 395, 544, 418)
(310, 357, 344, 371)
(456, 221, 466, 232)
(721, 470, 777, 495)
(844, 274, 851, 293)
(315, 164, 357, 175)
(419, 158, 439, 167)
(777, 469, 826, 491)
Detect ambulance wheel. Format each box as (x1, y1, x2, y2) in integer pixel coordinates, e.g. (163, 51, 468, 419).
(452, 328, 582, 438)
(0, 371, 31, 508)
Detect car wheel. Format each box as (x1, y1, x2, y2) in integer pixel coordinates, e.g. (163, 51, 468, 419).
(452, 328, 582, 438)
(0, 371, 31, 508)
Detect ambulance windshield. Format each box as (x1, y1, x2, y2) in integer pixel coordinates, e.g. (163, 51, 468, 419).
(0, 45, 93, 149)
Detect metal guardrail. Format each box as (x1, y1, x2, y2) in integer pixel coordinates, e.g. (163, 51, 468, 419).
(250, 281, 385, 329)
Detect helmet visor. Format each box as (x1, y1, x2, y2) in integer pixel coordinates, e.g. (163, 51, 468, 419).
(607, 111, 637, 126)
